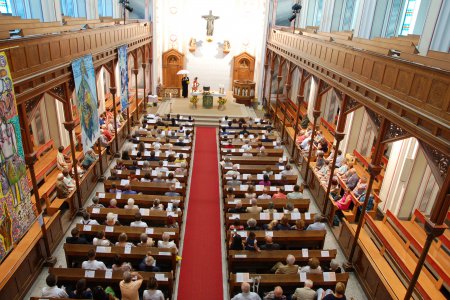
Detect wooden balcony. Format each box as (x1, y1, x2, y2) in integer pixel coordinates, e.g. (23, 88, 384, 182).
(0, 21, 152, 105)
(267, 29, 449, 154)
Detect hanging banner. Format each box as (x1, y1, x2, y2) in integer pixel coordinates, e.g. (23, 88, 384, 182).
(118, 45, 129, 111)
(0, 52, 36, 262)
(71, 55, 101, 153)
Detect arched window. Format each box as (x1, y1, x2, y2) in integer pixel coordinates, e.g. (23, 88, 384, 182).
(98, 0, 113, 17)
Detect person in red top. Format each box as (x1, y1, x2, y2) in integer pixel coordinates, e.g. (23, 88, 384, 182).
(101, 125, 113, 141)
(224, 139, 234, 149)
(273, 187, 287, 199)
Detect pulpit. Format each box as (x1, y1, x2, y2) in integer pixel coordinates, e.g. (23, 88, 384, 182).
(233, 80, 255, 106)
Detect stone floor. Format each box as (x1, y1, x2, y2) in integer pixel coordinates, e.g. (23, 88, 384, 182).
(25, 104, 367, 299)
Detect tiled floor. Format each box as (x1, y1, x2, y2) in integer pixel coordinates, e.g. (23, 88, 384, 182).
(26, 105, 367, 299)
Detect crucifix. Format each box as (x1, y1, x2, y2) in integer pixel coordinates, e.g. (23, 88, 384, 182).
(202, 10, 219, 36)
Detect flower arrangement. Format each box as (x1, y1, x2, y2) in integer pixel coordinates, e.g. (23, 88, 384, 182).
(218, 97, 227, 105)
(190, 95, 198, 108)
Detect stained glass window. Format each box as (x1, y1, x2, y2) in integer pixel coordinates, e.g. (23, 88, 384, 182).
(0, 0, 12, 14)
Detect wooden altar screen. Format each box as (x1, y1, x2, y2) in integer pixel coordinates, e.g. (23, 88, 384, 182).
(162, 49, 184, 98)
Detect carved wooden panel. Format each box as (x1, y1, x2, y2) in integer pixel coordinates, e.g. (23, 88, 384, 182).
(233, 52, 255, 82)
(267, 30, 450, 154)
(0, 22, 151, 104)
(162, 49, 184, 89)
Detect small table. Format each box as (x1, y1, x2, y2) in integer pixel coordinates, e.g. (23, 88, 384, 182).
(192, 91, 226, 109)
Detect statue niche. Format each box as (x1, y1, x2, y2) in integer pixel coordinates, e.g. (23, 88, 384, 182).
(162, 49, 184, 98)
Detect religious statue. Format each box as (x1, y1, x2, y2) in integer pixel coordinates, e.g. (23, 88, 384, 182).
(223, 40, 230, 53)
(202, 10, 219, 37)
(189, 38, 197, 52)
(192, 77, 199, 92)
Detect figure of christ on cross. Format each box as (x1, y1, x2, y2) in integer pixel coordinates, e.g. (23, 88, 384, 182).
(202, 10, 219, 36)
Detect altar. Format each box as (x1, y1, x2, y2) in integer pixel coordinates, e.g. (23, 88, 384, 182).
(192, 91, 226, 109)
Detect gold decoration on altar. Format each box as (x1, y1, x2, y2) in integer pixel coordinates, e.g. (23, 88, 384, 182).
(218, 96, 227, 110)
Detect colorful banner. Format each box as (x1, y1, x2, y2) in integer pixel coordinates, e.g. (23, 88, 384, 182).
(71, 55, 101, 153)
(0, 52, 36, 262)
(118, 45, 129, 111)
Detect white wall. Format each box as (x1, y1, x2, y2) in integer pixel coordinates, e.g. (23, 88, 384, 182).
(154, 0, 269, 95)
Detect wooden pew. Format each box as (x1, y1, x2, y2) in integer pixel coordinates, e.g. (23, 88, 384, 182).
(129, 143, 192, 153)
(63, 244, 177, 271)
(384, 210, 450, 289)
(128, 150, 191, 161)
(223, 174, 298, 185)
(48, 268, 174, 297)
(228, 230, 326, 249)
(135, 136, 192, 145)
(225, 212, 315, 227)
(75, 224, 179, 244)
(223, 184, 297, 197)
(111, 169, 188, 183)
(410, 209, 450, 251)
(96, 192, 184, 208)
(225, 198, 310, 213)
(228, 249, 337, 273)
(364, 214, 447, 299)
(229, 272, 349, 296)
(104, 180, 186, 195)
(222, 165, 286, 175)
(224, 156, 287, 165)
(220, 141, 279, 148)
(221, 148, 284, 157)
(20, 24, 85, 36)
(86, 207, 182, 227)
(122, 160, 190, 170)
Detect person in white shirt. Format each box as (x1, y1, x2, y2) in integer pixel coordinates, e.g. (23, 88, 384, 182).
(79, 212, 100, 226)
(334, 150, 344, 167)
(241, 140, 252, 151)
(81, 249, 107, 270)
(226, 164, 240, 176)
(166, 172, 179, 183)
(242, 150, 253, 157)
(124, 198, 139, 210)
(280, 165, 296, 176)
(130, 212, 148, 228)
(157, 232, 178, 254)
(231, 282, 261, 300)
(257, 186, 272, 199)
(41, 274, 69, 298)
(93, 230, 112, 246)
(155, 161, 169, 174)
(299, 257, 323, 274)
(141, 173, 152, 182)
(152, 138, 162, 149)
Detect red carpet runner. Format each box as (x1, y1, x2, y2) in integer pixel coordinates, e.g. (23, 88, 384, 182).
(178, 127, 223, 299)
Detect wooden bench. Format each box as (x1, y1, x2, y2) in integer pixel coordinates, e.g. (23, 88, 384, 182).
(225, 156, 287, 165)
(225, 198, 310, 212)
(384, 210, 450, 290)
(364, 214, 447, 299)
(97, 192, 184, 208)
(221, 141, 279, 148)
(227, 230, 326, 249)
(223, 184, 298, 197)
(76, 224, 179, 244)
(410, 209, 450, 251)
(221, 148, 283, 157)
(225, 212, 315, 227)
(112, 169, 188, 183)
(63, 244, 177, 271)
(223, 174, 297, 185)
(222, 165, 286, 175)
(229, 272, 349, 296)
(48, 268, 174, 298)
(86, 207, 182, 227)
(227, 249, 337, 273)
(104, 180, 186, 195)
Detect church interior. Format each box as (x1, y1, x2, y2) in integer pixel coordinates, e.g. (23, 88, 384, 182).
(0, 0, 448, 299)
